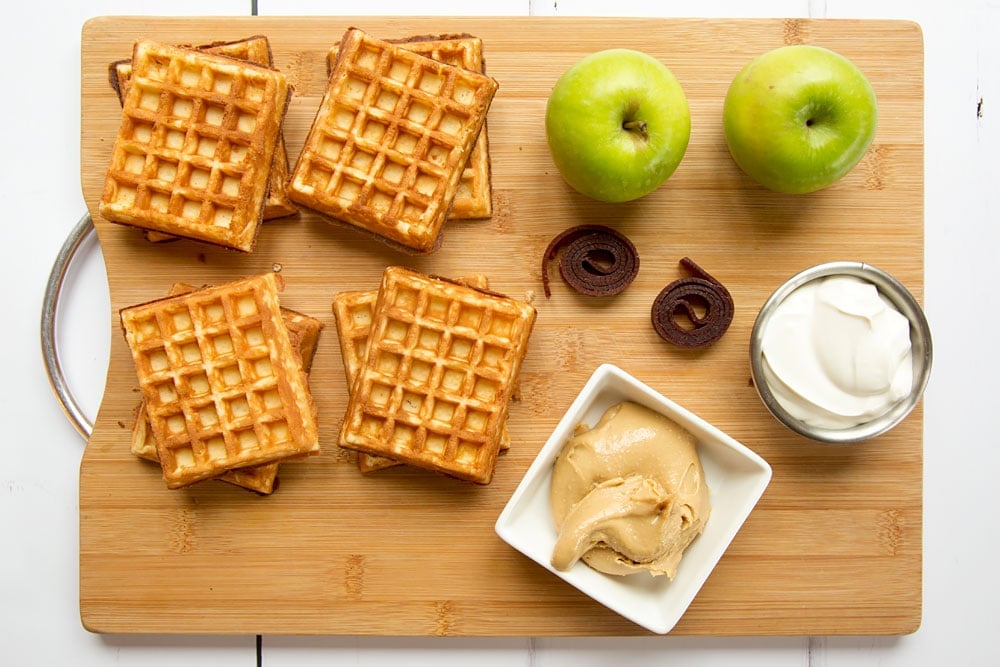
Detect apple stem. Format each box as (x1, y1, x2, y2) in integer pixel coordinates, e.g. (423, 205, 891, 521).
(622, 119, 648, 137)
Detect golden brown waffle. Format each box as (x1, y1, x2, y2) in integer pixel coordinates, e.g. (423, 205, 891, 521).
(131, 403, 281, 494)
(108, 36, 297, 228)
(332, 276, 511, 474)
(100, 39, 290, 252)
(289, 28, 498, 253)
(325, 33, 492, 221)
(331, 290, 376, 395)
(331, 289, 393, 473)
(120, 273, 319, 489)
(338, 266, 535, 484)
(282, 306, 324, 373)
(129, 283, 323, 494)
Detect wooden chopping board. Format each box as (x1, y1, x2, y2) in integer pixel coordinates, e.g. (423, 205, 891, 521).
(78, 16, 924, 636)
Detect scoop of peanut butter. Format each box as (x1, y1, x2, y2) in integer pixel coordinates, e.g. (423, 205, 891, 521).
(549, 401, 711, 578)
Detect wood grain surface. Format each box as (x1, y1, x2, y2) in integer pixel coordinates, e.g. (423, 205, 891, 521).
(78, 16, 924, 636)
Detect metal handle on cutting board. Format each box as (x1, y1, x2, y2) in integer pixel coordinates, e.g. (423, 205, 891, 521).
(41, 213, 96, 439)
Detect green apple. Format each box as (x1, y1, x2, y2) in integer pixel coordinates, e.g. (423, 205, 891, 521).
(545, 49, 690, 203)
(723, 45, 878, 194)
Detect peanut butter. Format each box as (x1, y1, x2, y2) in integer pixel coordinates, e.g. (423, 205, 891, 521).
(549, 401, 711, 578)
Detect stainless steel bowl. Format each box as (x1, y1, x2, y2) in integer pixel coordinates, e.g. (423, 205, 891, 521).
(749, 261, 933, 444)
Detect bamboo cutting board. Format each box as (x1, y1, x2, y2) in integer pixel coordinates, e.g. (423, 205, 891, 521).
(78, 16, 924, 636)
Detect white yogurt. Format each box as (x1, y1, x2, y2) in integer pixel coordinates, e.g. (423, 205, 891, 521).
(760, 275, 913, 429)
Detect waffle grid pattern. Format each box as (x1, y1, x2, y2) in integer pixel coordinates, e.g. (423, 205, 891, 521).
(340, 267, 534, 483)
(333, 281, 512, 474)
(100, 40, 288, 251)
(333, 289, 404, 474)
(127, 282, 322, 493)
(291, 28, 498, 252)
(132, 404, 281, 494)
(120, 274, 318, 488)
(325, 34, 492, 221)
(332, 290, 376, 388)
(109, 36, 297, 226)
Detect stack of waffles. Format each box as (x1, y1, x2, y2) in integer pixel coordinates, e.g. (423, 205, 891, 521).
(332, 274, 512, 474)
(336, 266, 535, 484)
(119, 273, 321, 490)
(99, 39, 291, 252)
(324, 33, 493, 221)
(290, 28, 499, 253)
(107, 35, 298, 233)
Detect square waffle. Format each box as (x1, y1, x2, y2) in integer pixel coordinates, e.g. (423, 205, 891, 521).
(331, 289, 394, 473)
(130, 284, 323, 494)
(100, 39, 290, 252)
(338, 266, 535, 484)
(325, 33, 492, 220)
(289, 28, 498, 253)
(120, 273, 319, 489)
(108, 36, 297, 226)
(132, 404, 281, 494)
(332, 276, 511, 474)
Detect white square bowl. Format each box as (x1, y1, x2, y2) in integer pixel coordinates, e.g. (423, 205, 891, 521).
(494, 363, 772, 634)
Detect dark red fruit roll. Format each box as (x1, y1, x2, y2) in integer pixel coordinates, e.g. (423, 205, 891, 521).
(651, 257, 734, 348)
(541, 224, 639, 298)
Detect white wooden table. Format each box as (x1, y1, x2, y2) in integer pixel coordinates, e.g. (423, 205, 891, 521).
(5, 0, 995, 664)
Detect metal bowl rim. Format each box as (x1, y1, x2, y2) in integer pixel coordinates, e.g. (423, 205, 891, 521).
(749, 261, 933, 444)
